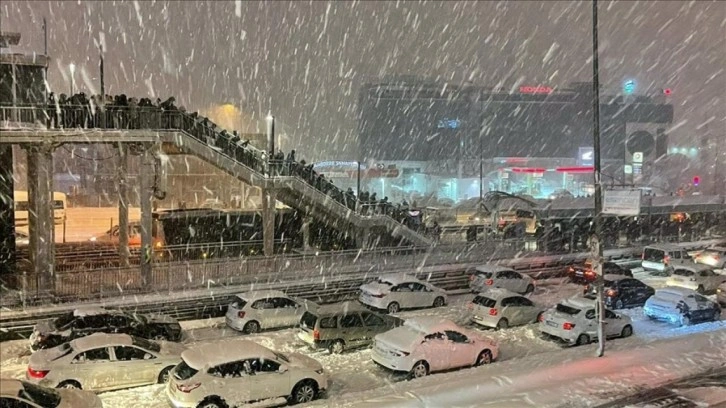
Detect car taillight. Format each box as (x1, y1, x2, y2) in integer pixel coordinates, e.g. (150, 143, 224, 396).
(485, 279, 494, 286)
(177, 383, 201, 393)
(313, 329, 320, 341)
(606, 289, 617, 297)
(664, 255, 671, 265)
(563, 322, 575, 330)
(584, 285, 591, 295)
(27, 368, 49, 379)
(538, 314, 545, 322)
(567, 266, 575, 273)
(237, 311, 245, 318)
(714, 255, 720, 261)
(489, 308, 498, 316)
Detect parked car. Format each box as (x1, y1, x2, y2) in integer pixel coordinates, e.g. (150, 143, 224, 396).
(468, 288, 544, 329)
(568, 261, 633, 284)
(694, 247, 726, 269)
(0, 378, 103, 408)
(371, 317, 498, 379)
(359, 274, 447, 314)
(26, 333, 185, 392)
(666, 264, 726, 294)
(644, 287, 721, 326)
(298, 301, 403, 354)
(30, 307, 183, 350)
(538, 297, 633, 346)
(641, 244, 693, 275)
(89, 222, 142, 246)
(225, 290, 318, 334)
(717, 282, 726, 306)
(469, 264, 536, 294)
(583, 275, 655, 309)
(167, 340, 328, 407)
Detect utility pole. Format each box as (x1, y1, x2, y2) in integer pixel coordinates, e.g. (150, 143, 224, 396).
(99, 42, 105, 98)
(592, 0, 606, 358)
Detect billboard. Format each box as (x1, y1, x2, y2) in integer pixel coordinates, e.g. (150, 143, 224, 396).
(602, 189, 641, 216)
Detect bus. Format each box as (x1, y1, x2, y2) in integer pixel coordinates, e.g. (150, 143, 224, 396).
(14, 191, 67, 226)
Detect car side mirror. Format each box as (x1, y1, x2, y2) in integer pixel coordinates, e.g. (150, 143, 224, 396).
(144, 353, 153, 360)
(278, 364, 289, 373)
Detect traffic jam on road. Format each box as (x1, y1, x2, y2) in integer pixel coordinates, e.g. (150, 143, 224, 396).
(2, 245, 725, 408)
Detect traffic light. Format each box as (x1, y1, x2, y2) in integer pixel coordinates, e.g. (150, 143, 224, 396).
(663, 88, 672, 96)
(693, 176, 700, 187)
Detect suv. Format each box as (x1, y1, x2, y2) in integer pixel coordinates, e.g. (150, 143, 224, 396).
(298, 302, 402, 354)
(642, 245, 692, 275)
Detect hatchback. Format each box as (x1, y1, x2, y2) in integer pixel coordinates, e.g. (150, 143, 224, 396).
(359, 274, 447, 314)
(225, 290, 318, 334)
(469, 264, 535, 294)
(297, 301, 403, 353)
(666, 264, 726, 294)
(539, 297, 633, 346)
(468, 288, 543, 329)
(644, 286, 721, 326)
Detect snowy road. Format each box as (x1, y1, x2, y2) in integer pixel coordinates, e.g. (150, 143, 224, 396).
(1, 277, 724, 408)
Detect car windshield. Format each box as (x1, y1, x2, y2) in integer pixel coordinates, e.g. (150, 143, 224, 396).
(376, 278, 394, 286)
(53, 312, 75, 330)
(132, 336, 161, 352)
(173, 361, 199, 380)
(19, 381, 62, 408)
(300, 312, 317, 329)
(231, 296, 248, 309)
(476, 271, 493, 279)
(643, 248, 664, 262)
(472, 295, 497, 308)
(673, 269, 694, 277)
(555, 303, 581, 315)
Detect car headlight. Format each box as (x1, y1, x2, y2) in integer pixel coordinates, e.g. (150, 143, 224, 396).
(89, 236, 97, 242)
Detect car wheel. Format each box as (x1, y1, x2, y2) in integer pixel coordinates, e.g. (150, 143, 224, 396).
(615, 299, 624, 309)
(196, 396, 228, 408)
(387, 302, 400, 314)
(697, 285, 705, 294)
(243, 320, 260, 334)
(158, 366, 175, 383)
(329, 340, 345, 354)
(525, 284, 535, 294)
(152, 333, 169, 341)
(57, 380, 81, 389)
(681, 315, 691, 326)
(576, 334, 590, 346)
(620, 325, 633, 338)
(410, 360, 429, 379)
(496, 319, 509, 330)
(433, 297, 445, 308)
(475, 349, 493, 366)
(289, 380, 318, 405)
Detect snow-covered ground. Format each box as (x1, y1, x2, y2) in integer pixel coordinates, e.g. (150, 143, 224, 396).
(1, 276, 724, 408)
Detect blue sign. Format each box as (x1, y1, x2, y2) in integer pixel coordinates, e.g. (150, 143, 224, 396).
(437, 119, 461, 129)
(578, 147, 594, 166)
(623, 79, 636, 95)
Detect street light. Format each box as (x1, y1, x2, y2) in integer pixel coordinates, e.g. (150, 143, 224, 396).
(69, 63, 76, 95)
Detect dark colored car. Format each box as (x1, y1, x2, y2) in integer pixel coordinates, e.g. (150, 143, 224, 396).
(584, 275, 655, 309)
(568, 261, 633, 284)
(29, 307, 183, 350)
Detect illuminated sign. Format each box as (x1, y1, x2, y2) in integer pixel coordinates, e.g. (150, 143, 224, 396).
(578, 147, 594, 166)
(437, 119, 461, 129)
(519, 86, 553, 94)
(623, 79, 636, 95)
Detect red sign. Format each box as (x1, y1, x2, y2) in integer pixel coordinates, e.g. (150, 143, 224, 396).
(519, 86, 553, 94)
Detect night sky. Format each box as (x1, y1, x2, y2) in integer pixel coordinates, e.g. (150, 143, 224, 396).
(3, 1, 724, 161)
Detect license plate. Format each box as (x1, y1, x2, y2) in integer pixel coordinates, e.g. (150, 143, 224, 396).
(576, 272, 584, 276)
(546, 321, 558, 327)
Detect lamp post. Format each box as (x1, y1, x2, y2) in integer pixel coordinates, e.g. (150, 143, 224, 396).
(69, 63, 76, 95)
(592, 0, 606, 358)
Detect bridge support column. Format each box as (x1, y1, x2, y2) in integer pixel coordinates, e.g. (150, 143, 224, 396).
(117, 143, 130, 266)
(0, 145, 16, 280)
(301, 217, 312, 251)
(356, 227, 369, 250)
(138, 144, 154, 284)
(262, 189, 276, 257)
(27, 144, 56, 295)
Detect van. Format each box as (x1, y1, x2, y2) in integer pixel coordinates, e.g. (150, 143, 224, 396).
(297, 302, 402, 354)
(642, 244, 692, 275)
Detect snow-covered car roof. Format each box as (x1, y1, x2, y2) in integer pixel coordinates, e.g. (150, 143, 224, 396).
(562, 296, 597, 310)
(703, 246, 726, 252)
(315, 301, 366, 315)
(656, 286, 698, 298)
(672, 263, 713, 273)
(603, 274, 628, 282)
(476, 288, 521, 300)
(644, 244, 686, 251)
(403, 317, 459, 334)
(71, 333, 134, 351)
(73, 306, 109, 317)
(375, 274, 420, 285)
(233, 290, 289, 302)
(475, 264, 513, 274)
(181, 340, 276, 370)
(0, 379, 25, 397)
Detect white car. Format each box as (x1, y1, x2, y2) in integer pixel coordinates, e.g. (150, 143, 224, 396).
(225, 290, 318, 334)
(666, 264, 726, 294)
(26, 333, 185, 392)
(538, 297, 633, 346)
(641, 244, 693, 274)
(644, 286, 722, 326)
(0, 378, 102, 408)
(469, 264, 536, 294)
(359, 274, 447, 314)
(371, 317, 498, 379)
(468, 288, 544, 329)
(694, 247, 726, 269)
(167, 340, 328, 408)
